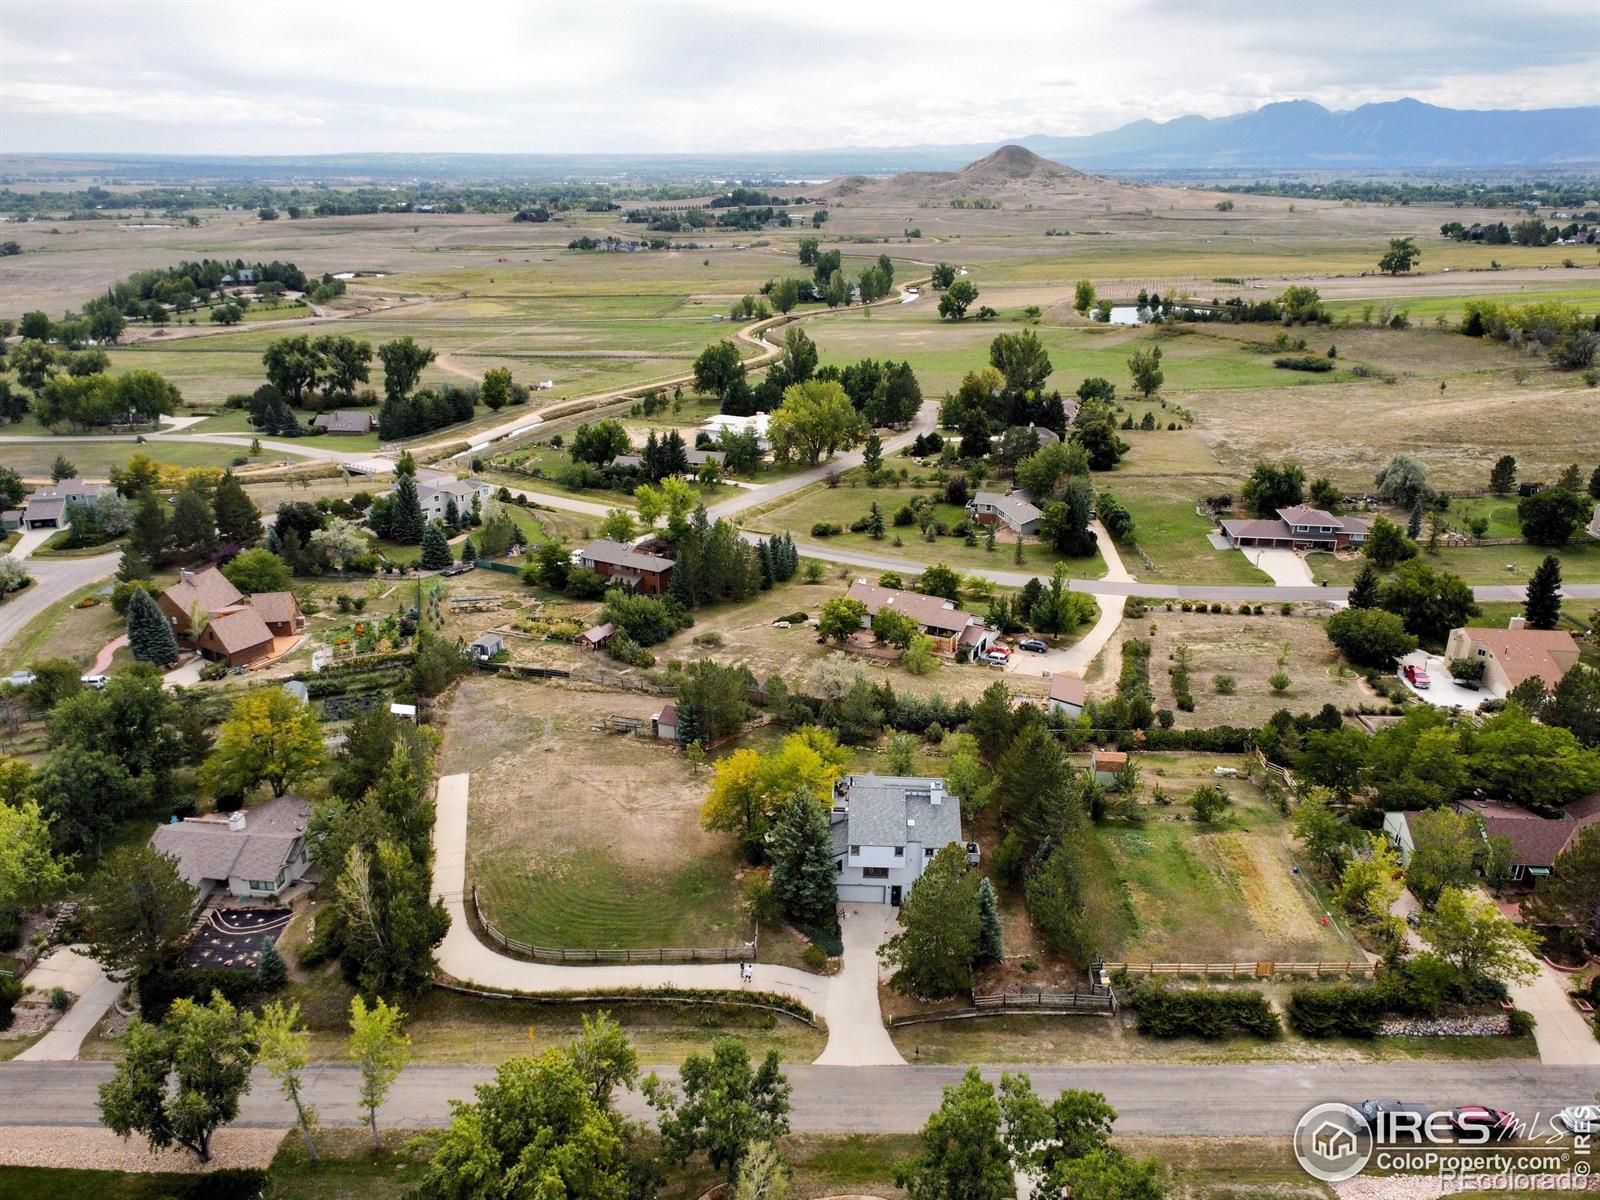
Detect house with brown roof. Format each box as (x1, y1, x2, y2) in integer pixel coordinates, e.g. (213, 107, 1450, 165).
(1048, 673, 1087, 718)
(150, 794, 312, 900)
(1385, 795, 1600, 883)
(575, 540, 674, 595)
(1444, 618, 1579, 696)
(844, 579, 994, 657)
(158, 566, 305, 667)
(311, 409, 376, 435)
(1220, 506, 1371, 550)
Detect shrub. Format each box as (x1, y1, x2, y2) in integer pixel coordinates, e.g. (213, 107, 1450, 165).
(1129, 982, 1280, 1040)
(0, 977, 21, 1032)
(779, 611, 809, 624)
(810, 522, 842, 537)
(0, 905, 20, 952)
(49, 986, 71, 1012)
(1286, 982, 1395, 1038)
(138, 966, 262, 1022)
(1507, 1008, 1536, 1037)
(1212, 674, 1237, 695)
(802, 944, 829, 972)
(1273, 354, 1336, 372)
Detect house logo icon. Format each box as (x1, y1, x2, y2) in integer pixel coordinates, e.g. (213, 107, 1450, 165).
(1294, 1103, 1374, 1182)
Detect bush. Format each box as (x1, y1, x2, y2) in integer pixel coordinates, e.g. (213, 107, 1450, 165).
(138, 966, 262, 1022)
(1273, 354, 1336, 372)
(0, 977, 21, 1031)
(1507, 1008, 1536, 1037)
(0, 905, 20, 952)
(1287, 982, 1395, 1038)
(802, 944, 829, 972)
(790, 921, 843, 957)
(50, 986, 71, 1012)
(810, 522, 842, 537)
(1129, 982, 1280, 1040)
(1212, 674, 1236, 695)
(779, 611, 808, 624)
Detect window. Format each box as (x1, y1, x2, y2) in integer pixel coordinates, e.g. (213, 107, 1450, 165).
(248, 880, 273, 892)
(863, 867, 890, 879)
(893, 846, 904, 858)
(849, 844, 860, 856)
(924, 847, 936, 858)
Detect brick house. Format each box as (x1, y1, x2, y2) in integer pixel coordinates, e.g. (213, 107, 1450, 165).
(844, 580, 994, 657)
(575, 540, 674, 594)
(1220, 506, 1371, 550)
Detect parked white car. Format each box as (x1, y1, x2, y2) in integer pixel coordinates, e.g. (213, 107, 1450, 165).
(80, 674, 108, 689)
(5, 670, 37, 688)
(1556, 1105, 1599, 1134)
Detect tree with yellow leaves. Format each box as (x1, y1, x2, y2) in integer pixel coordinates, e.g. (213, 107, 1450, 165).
(202, 689, 326, 800)
(701, 728, 849, 855)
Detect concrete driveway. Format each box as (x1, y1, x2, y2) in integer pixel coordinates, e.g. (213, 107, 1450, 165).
(1242, 547, 1315, 587)
(815, 903, 904, 1066)
(1396, 650, 1490, 711)
(15, 947, 124, 1062)
(3, 528, 54, 561)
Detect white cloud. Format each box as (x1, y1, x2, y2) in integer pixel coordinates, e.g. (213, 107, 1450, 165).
(0, 0, 1594, 154)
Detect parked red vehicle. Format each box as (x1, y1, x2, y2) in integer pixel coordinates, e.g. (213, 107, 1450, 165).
(1402, 662, 1431, 689)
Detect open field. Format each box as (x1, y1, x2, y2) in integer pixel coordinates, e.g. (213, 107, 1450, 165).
(439, 678, 756, 955)
(0, 436, 287, 480)
(1117, 609, 1371, 727)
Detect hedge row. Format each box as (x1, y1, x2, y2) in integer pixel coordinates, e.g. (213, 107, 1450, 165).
(139, 966, 265, 1021)
(1128, 982, 1281, 1040)
(1286, 982, 1399, 1038)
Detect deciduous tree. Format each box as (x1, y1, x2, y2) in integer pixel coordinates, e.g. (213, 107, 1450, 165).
(203, 689, 327, 799)
(348, 994, 410, 1148)
(646, 1037, 792, 1181)
(81, 844, 196, 989)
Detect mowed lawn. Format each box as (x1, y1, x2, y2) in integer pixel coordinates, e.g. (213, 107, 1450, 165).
(0, 436, 284, 480)
(1092, 755, 1356, 964)
(442, 678, 752, 954)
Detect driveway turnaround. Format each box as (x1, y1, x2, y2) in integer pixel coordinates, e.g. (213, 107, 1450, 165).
(432, 774, 900, 1066)
(814, 904, 904, 1066)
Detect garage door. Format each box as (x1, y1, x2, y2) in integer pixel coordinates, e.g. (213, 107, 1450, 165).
(837, 884, 886, 904)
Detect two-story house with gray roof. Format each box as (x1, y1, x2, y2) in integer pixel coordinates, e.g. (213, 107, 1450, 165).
(830, 774, 972, 906)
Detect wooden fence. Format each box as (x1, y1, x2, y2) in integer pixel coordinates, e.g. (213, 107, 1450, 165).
(471, 886, 753, 965)
(1101, 960, 1375, 980)
(975, 986, 1118, 1014)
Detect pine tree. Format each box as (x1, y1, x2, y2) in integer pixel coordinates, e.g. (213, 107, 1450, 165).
(1406, 500, 1424, 539)
(257, 940, 288, 990)
(170, 490, 218, 559)
(769, 795, 838, 928)
(862, 431, 883, 476)
(127, 586, 180, 666)
(1489, 455, 1517, 495)
(391, 476, 425, 545)
(117, 543, 151, 584)
(674, 700, 703, 748)
(1348, 563, 1380, 609)
(669, 555, 696, 608)
(866, 502, 885, 540)
(443, 496, 460, 529)
(1524, 554, 1563, 630)
(975, 877, 1004, 967)
(459, 536, 476, 562)
(131, 491, 169, 565)
(419, 522, 452, 570)
(757, 539, 774, 589)
(212, 471, 262, 547)
(985, 524, 996, 553)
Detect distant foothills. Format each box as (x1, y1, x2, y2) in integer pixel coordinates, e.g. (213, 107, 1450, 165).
(2, 98, 1596, 184)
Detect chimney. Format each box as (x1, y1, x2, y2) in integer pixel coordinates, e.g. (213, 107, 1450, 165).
(1508, 615, 1526, 631)
(179, 568, 196, 583)
(228, 810, 246, 833)
(930, 781, 944, 806)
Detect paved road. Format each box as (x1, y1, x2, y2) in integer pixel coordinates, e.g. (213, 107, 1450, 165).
(3, 1060, 1594, 1135)
(0, 551, 120, 656)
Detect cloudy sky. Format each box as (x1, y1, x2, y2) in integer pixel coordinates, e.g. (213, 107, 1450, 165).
(2, 0, 1595, 155)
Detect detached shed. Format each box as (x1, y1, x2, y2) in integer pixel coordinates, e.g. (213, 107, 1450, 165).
(1090, 748, 1128, 786)
(390, 703, 418, 724)
(652, 702, 679, 741)
(578, 622, 615, 652)
(471, 632, 504, 661)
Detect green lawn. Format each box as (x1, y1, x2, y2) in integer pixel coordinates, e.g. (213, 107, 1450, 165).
(1310, 539, 1600, 586)
(0, 438, 290, 480)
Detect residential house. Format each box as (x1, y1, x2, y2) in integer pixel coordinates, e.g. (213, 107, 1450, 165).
(611, 448, 726, 476)
(17, 496, 67, 530)
(844, 580, 995, 657)
(311, 410, 376, 435)
(1443, 619, 1580, 696)
(1385, 795, 1600, 883)
(158, 566, 305, 667)
(1588, 505, 1600, 541)
(652, 701, 679, 741)
(470, 632, 504, 661)
(830, 774, 972, 906)
(968, 489, 1044, 537)
(32, 477, 105, 507)
(413, 477, 494, 523)
(1090, 749, 1127, 786)
(575, 540, 674, 595)
(700, 413, 770, 452)
(1219, 506, 1371, 550)
(1048, 674, 1087, 719)
(151, 794, 312, 900)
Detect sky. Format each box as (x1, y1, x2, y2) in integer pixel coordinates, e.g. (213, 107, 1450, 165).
(2, 0, 1596, 156)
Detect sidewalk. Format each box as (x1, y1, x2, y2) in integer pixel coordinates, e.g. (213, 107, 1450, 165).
(432, 774, 899, 1064)
(16, 946, 124, 1062)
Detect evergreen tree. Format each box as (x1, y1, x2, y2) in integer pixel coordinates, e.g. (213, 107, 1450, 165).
(170, 490, 218, 559)
(419, 522, 452, 571)
(662, 430, 690, 477)
(757, 539, 775, 589)
(1524, 554, 1563, 630)
(866, 501, 886, 539)
(458, 536, 476, 563)
(443, 496, 460, 529)
(668, 556, 696, 609)
(769, 795, 837, 928)
(130, 491, 169, 565)
(862, 431, 883, 475)
(879, 843, 982, 999)
(117, 543, 151, 584)
(127, 586, 180, 666)
(674, 700, 703, 748)
(256, 940, 288, 990)
(1406, 499, 1424, 539)
(975, 876, 1004, 967)
(391, 476, 425, 544)
(1348, 563, 1381, 609)
(211, 471, 261, 547)
(1489, 454, 1517, 495)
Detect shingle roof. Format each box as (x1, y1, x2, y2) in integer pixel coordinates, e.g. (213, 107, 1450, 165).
(1457, 626, 1579, 690)
(972, 491, 1043, 526)
(845, 580, 978, 635)
(247, 591, 300, 625)
(835, 774, 962, 852)
(204, 607, 274, 655)
(579, 622, 616, 644)
(1091, 749, 1128, 770)
(151, 795, 309, 887)
(417, 478, 488, 503)
(32, 478, 103, 500)
(164, 566, 244, 617)
(1050, 674, 1087, 706)
(577, 539, 673, 572)
(21, 496, 66, 522)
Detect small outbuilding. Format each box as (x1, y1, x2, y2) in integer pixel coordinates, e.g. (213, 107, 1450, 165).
(1048, 674, 1087, 718)
(1090, 748, 1128, 786)
(578, 622, 615, 652)
(652, 701, 679, 741)
(470, 632, 505, 661)
(390, 702, 418, 724)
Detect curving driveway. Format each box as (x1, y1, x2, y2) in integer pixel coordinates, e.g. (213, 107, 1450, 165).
(431, 773, 900, 1065)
